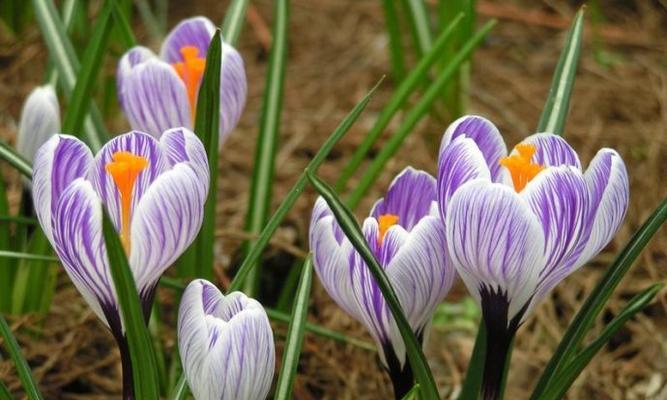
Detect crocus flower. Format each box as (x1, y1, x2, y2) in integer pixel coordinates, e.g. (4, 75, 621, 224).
(32, 128, 209, 399)
(437, 115, 629, 400)
(117, 16, 246, 143)
(178, 279, 275, 400)
(309, 167, 456, 398)
(16, 85, 60, 164)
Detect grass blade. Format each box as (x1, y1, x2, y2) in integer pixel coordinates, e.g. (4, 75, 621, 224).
(10, 232, 55, 314)
(401, 384, 420, 400)
(111, 1, 137, 48)
(274, 257, 313, 399)
(536, 8, 584, 136)
(221, 0, 249, 46)
(401, 0, 433, 58)
(335, 13, 464, 192)
(307, 172, 439, 400)
(381, 0, 407, 81)
(0, 216, 38, 225)
(0, 142, 32, 178)
(0, 316, 43, 399)
(0, 251, 58, 262)
(346, 20, 496, 208)
(227, 79, 383, 293)
(102, 210, 160, 399)
(0, 380, 12, 400)
(540, 284, 663, 400)
(242, 0, 289, 294)
(530, 198, 667, 399)
(169, 375, 188, 400)
(0, 176, 12, 312)
(457, 320, 486, 400)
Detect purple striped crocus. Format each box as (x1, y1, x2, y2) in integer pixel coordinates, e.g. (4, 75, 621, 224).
(309, 167, 456, 399)
(117, 17, 246, 144)
(32, 128, 209, 399)
(438, 115, 629, 400)
(17, 85, 60, 164)
(178, 279, 275, 400)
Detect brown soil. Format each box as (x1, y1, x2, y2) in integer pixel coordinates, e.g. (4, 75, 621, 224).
(0, 0, 666, 399)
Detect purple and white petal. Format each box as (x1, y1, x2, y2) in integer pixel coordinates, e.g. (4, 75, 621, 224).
(518, 133, 582, 169)
(218, 43, 247, 143)
(17, 85, 61, 163)
(160, 17, 216, 64)
(521, 166, 589, 300)
(129, 163, 208, 297)
(121, 59, 192, 138)
(370, 167, 437, 231)
(446, 180, 545, 322)
(437, 135, 492, 221)
(88, 131, 168, 232)
(52, 179, 113, 327)
(178, 280, 275, 400)
(32, 135, 93, 243)
(159, 127, 209, 177)
(439, 115, 508, 180)
(116, 46, 156, 109)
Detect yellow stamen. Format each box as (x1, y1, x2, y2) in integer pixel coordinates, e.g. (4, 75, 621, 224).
(171, 46, 206, 119)
(377, 214, 400, 244)
(105, 152, 149, 253)
(499, 143, 544, 192)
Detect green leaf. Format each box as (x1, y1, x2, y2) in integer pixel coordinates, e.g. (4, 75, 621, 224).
(0, 315, 43, 400)
(102, 210, 160, 399)
(400, 0, 433, 59)
(221, 0, 249, 46)
(335, 13, 464, 192)
(457, 320, 486, 400)
(307, 172, 439, 400)
(0, 175, 12, 312)
(536, 8, 584, 136)
(226, 79, 383, 293)
(0, 141, 32, 178)
(346, 20, 496, 209)
(0, 216, 38, 225)
(10, 232, 56, 314)
(274, 257, 313, 399)
(401, 384, 421, 400)
(530, 198, 667, 399)
(539, 284, 663, 400)
(0, 250, 58, 263)
(242, 0, 289, 294)
(0, 379, 12, 400)
(169, 375, 188, 400)
(110, 1, 137, 49)
(381, 0, 407, 81)
(32, 0, 108, 150)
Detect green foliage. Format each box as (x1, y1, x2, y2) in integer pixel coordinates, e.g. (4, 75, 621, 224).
(0, 315, 43, 399)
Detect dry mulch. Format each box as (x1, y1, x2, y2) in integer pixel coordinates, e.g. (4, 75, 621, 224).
(0, 0, 666, 399)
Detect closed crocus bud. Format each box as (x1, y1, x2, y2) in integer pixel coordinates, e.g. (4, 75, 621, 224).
(17, 85, 60, 163)
(178, 279, 275, 400)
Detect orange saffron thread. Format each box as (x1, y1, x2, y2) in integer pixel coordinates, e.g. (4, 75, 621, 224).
(377, 214, 400, 244)
(499, 143, 544, 192)
(171, 46, 206, 119)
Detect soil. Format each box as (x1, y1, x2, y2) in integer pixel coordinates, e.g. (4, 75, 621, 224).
(0, 0, 666, 399)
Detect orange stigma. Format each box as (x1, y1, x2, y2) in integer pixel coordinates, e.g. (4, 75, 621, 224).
(499, 143, 544, 192)
(171, 46, 206, 119)
(377, 214, 400, 244)
(105, 151, 149, 253)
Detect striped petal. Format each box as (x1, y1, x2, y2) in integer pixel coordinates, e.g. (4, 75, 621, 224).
(159, 127, 209, 177)
(17, 85, 61, 163)
(518, 133, 582, 169)
(218, 43, 247, 142)
(437, 135, 491, 221)
(32, 135, 93, 243)
(160, 17, 216, 64)
(117, 46, 156, 110)
(521, 166, 589, 299)
(178, 280, 275, 400)
(446, 180, 545, 322)
(439, 115, 507, 180)
(120, 59, 192, 138)
(129, 163, 208, 297)
(370, 167, 437, 231)
(88, 131, 168, 232)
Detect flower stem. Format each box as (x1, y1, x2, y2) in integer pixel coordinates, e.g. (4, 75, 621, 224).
(117, 335, 135, 400)
(383, 342, 416, 399)
(480, 326, 515, 400)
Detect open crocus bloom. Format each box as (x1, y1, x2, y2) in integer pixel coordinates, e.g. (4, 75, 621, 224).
(17, 85, 60, 164)
(309, 167, 456, 395)
(32, 128, 209, 338)
(438, 115, 629, 327)
(178, 279, 275, 400)
(117, 16, 246, 144)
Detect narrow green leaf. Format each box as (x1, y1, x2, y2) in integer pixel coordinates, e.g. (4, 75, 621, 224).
(0, 216, 38, 225)
(381, 0, 407, 81)
(346, 20, 496, 208)
(335, 13, 464, 192)
(0, 315, 43, 400)
(274, 257, 313, 399)
(401, 384, 421, 400)
(102, 210, 160, 399)
(242, 0, 289, 294)
(221, 0, 249, 46)
(539, 284, 662, 400)
(227, 79, 383, 293)
(61, 0, 114, 136)
(11, 232, 55, 314)
(111, 1, 137, 48)
(135, 0, 163, 42)
(531, 198, 667, 399)
(400, 0, 433, 58)
(536, 8, 584, 136)
(307, 172, 439, 400)
(0, 251, 58, 263)
(0, 141, 32, 178)
(457, 320, 486, 400)
(0, 175, 11, 312)
(169, 375, 188, 400)
(0, 380, 12, 400)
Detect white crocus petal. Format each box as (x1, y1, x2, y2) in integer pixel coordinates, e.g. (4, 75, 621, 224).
(17, 85, 61, 164)
(446, 180, 545, 322)
(518, 133, 582, 169)
(117, 46, 157, 108)
(219, 42, 247, 143)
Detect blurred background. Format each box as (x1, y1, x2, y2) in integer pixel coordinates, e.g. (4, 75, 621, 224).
(0, 0, 666, 398)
